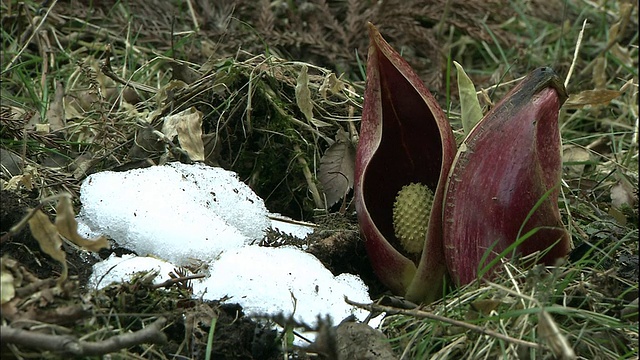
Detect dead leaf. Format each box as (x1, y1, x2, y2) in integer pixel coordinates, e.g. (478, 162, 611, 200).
(64, 90, 99, 119)
(176, 108, 205, 161)
(55, 195, 109, 252)
(318, 130, 356, 207)
(156, 80, 189, 108)
(565, 89, 622, 108)
(562, 145, 591, 178)
(0, 149, 23, 178)
(162, 107, 205, 161)
(319, 72, 345, 99)
(34, 123, 50, 134)
(611, 179, 636, 209)
(1, 268, 15, 304)
(470, 299, 503, 315)
(4, 165, 36, 191)
(46, 81, 66, 132)
(27, 194, 110, 285)
(28, 210, 68, 284)
(295, 65, 314, 123)
(593, 56, 607, 90)
(465, 298, 507, 321)
(538, 310, 576, 360)
(454, 61, 483, 135)
(607, 3, 633, 49)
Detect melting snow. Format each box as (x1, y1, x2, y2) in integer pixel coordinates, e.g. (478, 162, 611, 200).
(80, 162, 374, 336)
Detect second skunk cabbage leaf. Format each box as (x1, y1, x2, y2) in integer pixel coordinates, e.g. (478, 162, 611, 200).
(443, 67, 571, 286)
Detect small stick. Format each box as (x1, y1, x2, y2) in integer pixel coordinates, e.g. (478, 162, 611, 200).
(1, 317, 167, 356)
(345, 297, 543, 350)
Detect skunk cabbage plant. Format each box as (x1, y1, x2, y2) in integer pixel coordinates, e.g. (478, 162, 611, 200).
(355, 23, 571, 304)
(443, 67, 571, 286)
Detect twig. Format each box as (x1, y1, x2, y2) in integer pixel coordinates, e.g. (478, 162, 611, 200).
(345, 298, 543, 350)
(152, 274, 205, 289)
(15, 278, 57, 298)
(1, 317, 167, 356)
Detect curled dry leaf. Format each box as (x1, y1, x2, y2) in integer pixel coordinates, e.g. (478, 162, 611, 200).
(1, 268, 15, 304)
(562, 145, 591, 178)
(319, 72, 345, 100)
(4, 165, 35, 191)
(162, 107, 205, 161)
(28, 194, 109, 285)
(175, 108, 205, 162)
(296, 64, 314, 123)
(46, 81, 66, 132)
(318, 130, 356, 207)
(564, 89, 622, 108)
(55, 195, 109, 251)
(611, 179, 637, 209)
(28, 210, 68, 284)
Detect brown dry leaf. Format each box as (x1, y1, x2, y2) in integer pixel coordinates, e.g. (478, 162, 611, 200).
(176, 108, 205, 162)
(5, 171, 34, 191)
(611, 178, 637, 209)
(593, 56, 607, 90)
(1, 268, 15, 304)
(565, 89, 622, 108)
(318, 130, 356, 207)
(46, 81, 66, 132)
(55, 195, 109, 252)
(319, 72, 345, 100)
(465, 298, 505, 321)
(162, 107, 205, 161)
(611, 43, 634, 68)
(129, 124, 164, 160)
(28, 210, 68, 284)
(538, 310, 576, 360)
(155, 80, 188, 108)
(34, 123, 50, 134)
(607, 2, 633, 48)
(562, 145, 591, 178)
(295, 65, 314, 123)
(470, 299, 503, 315)
(170, 61, 201, 84)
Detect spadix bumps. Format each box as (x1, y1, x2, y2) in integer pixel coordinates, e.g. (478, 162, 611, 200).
(393, 183, 433, 255)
